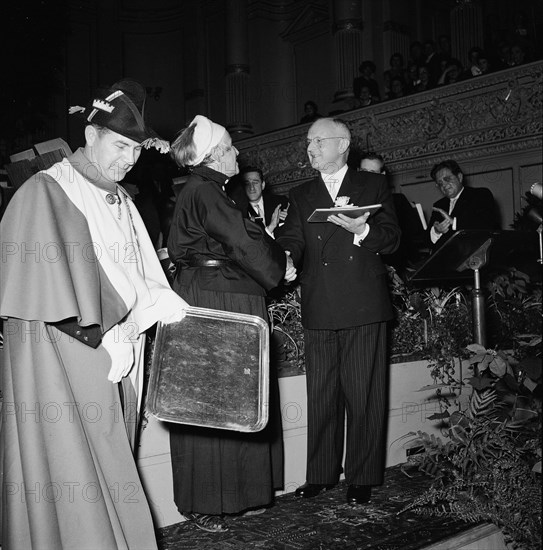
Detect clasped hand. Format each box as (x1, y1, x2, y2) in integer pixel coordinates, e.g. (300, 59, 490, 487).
(327, 211, 370, 234)
(284, 251, 297, 282)
(432, 207, 453, 234)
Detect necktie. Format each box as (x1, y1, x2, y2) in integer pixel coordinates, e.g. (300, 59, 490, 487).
(254, 204, 261, 217)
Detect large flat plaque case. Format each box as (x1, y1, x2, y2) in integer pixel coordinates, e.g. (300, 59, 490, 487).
(147, 306, 269, 432)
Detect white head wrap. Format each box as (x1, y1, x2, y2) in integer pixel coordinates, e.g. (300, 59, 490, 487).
(189, 115, 226, 166)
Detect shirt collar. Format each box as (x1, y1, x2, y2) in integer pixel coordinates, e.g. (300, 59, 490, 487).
(322, 164, 348, 185)
(450, 187, 464, 202)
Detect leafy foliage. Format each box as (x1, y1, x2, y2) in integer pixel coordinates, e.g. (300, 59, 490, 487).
(401, 313, 542, 549)
(267, 286, 305, 374)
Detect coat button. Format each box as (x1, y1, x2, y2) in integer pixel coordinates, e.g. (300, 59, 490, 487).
(75, 330, 81, 335)
(83, 336, 89, 341)
(317, 235, 322, 240)
(323, 261, 328, 266)
(348, 256, 353, 261)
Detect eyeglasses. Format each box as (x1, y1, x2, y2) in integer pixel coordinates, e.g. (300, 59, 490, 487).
(305, 136, 347, 148)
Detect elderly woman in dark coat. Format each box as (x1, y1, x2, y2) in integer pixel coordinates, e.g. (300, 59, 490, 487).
(167, 115, 296, 532)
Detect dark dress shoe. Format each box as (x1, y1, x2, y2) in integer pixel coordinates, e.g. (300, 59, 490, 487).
(346, 484, 372, 504)
(295, 483, 335, 498)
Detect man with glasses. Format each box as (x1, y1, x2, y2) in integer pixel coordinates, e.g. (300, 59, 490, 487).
(277, 118, 400, 505)
(428, 159, 500, 247)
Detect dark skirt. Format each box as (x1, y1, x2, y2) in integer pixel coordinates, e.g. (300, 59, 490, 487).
(169, 285, 284, 515)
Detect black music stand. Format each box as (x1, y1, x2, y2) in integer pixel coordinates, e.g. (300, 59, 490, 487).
(408, 230, 538, 346)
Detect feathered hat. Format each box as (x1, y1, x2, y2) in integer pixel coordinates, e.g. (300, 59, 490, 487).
(69, 79, 169, 153)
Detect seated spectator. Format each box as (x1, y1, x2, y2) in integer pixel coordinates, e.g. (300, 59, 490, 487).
(493, 42, 512, 70)
(404, 62, 421, 95)
(428, 159, 501, 248)
(423, 40, 442, 86)
(437, 58, 463, 86)
(359, 152, 428, 275)
(386, 76, 406, 100)
(415, 66, 432, 92)
(478, 53, 492, 75)
(383, 53, 406, 99)
(459, 47, 485, 80)
(353, 60, 380, 105)
(357, 85, 376, 107)
(300, 101, 322, 124)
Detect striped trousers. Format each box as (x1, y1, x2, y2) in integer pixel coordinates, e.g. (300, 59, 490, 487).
(303, 322, 388, 486)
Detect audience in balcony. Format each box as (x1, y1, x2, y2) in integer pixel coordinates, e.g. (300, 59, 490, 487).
(345, 24, 538, 114)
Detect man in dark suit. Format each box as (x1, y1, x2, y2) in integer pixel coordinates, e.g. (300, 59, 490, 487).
(277, 118, 400, 505)
(240, 166, 289, 236)
(428, 159, 501, 247)
(359, 152, 428, 275)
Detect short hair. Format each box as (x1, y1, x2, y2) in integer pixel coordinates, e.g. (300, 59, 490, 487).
(170, 123, 198, 167)
(329, 118, 351, 140)
(240, 166, 264, 181)
(170, 122, 216, 168)
(360, 151, 385, 164)
(360, 151, 386, 172)
(430, 159, 463, 181)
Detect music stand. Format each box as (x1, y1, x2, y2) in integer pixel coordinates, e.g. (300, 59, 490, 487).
(409, 230, 538, 346)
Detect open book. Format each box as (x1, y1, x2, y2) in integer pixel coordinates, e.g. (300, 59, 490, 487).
(308, 204, 382, 223)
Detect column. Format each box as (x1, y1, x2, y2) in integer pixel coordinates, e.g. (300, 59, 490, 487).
(333, 0, 364, 103)
(451, 0, 483, 67)
(226, 0, 252, 135)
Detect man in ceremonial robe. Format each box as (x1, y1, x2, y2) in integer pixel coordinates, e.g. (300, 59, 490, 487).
(0, 79, 188, 550)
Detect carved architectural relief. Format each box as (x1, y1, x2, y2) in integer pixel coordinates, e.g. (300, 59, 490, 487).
(236, 62, 543, 190)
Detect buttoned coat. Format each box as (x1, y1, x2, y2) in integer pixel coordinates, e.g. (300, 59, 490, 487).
(428, 186, 501, 247)
(277, 168, 400, 330)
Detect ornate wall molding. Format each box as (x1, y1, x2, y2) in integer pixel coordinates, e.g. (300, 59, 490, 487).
(236, 61, 543, 191)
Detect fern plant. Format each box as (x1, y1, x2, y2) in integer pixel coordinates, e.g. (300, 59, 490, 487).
(401, 339, 542, 550)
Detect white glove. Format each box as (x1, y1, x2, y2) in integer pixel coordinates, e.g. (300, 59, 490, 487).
(102, 324, 136, 383)
(160, 294, 190, 324)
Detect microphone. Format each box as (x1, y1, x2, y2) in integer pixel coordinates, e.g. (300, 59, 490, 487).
(529, 182, 542, 199)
